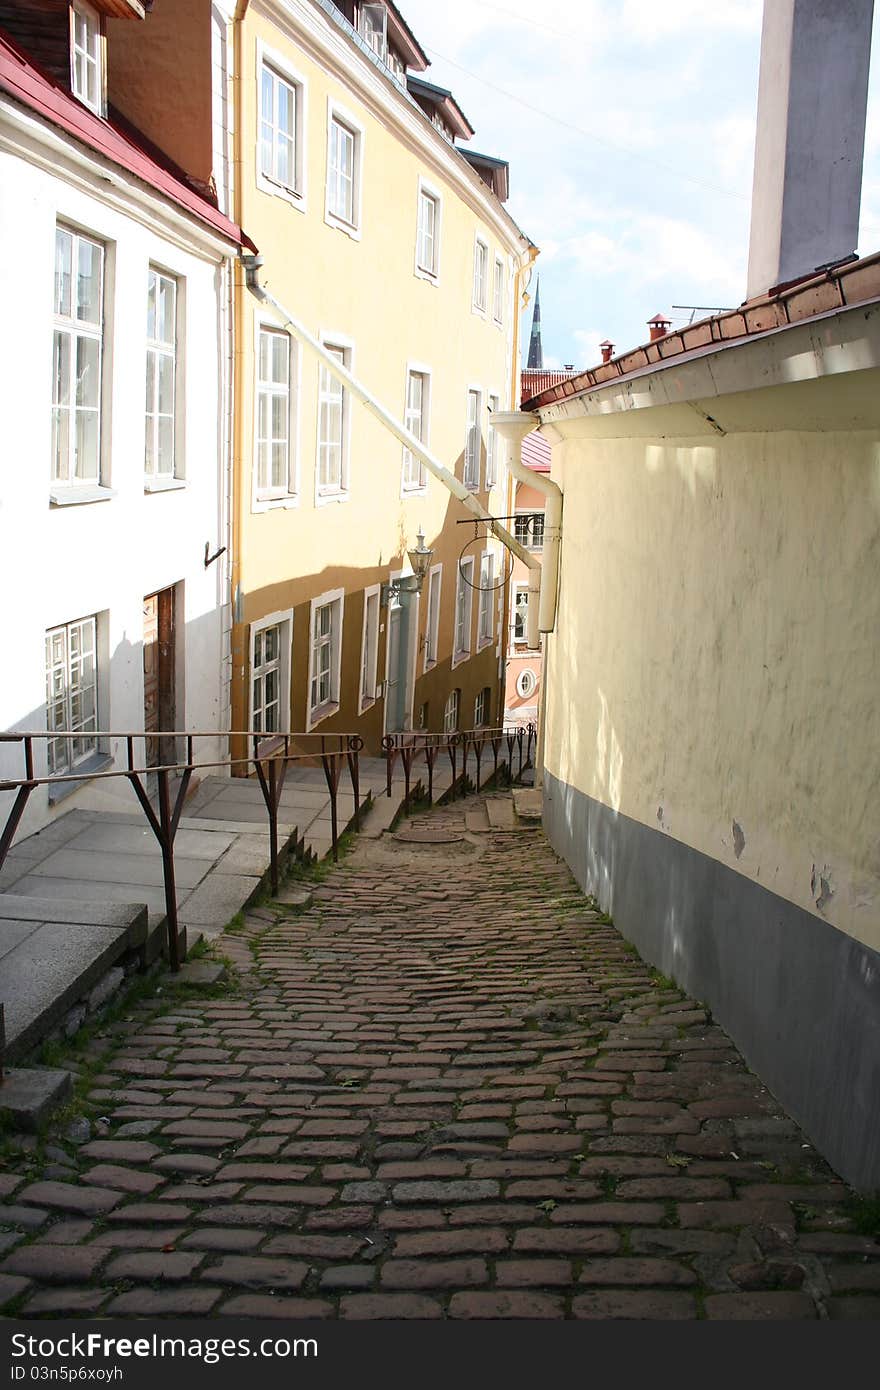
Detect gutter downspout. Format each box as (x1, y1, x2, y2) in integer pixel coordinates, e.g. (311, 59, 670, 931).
(491, 411, 562, 636)
(240, 255, 539, 575)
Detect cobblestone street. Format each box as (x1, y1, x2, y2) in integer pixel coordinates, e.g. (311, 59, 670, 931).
(1, 795, 877, 1320)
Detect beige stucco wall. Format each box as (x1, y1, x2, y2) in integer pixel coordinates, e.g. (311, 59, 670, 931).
(544, 399, 880, 953)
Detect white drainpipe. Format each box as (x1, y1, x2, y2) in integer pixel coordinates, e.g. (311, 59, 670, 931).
(491, 411, 562, 636)
(241, 256, 539, 574)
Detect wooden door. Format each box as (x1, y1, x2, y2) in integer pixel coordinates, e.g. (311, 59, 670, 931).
(144, 587, 176, 768)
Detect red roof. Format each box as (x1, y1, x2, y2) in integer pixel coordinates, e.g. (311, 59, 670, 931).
(524, 254, 880, 411)
(521, 431, 551, 473)
(520, 367, 582, 404)
(0, 28, 252, 250)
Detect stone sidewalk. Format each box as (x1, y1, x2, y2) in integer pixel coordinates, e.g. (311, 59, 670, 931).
(0, 794, 877, 1320)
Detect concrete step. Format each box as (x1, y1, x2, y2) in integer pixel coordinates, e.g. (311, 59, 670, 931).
(512, 788, 543, 822)
(465, 805, 491, 833)
(485, 796, 517, 829)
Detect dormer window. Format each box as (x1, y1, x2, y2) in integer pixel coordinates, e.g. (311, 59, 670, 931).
(360, 4, 388, 63)
(71, 2, 104, 116)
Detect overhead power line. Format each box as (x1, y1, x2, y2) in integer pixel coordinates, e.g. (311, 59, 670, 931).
(424, 45, 751, 203)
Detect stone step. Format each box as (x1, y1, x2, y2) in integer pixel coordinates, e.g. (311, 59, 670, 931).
(464, 805, 491, 833)
(485, 796, 516, 829)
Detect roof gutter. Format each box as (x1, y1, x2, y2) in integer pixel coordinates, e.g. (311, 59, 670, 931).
(241, 255, 538, 573)
(491, 412, 562, 641)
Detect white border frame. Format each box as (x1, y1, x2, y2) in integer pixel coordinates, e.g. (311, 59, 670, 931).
(472, 233, 489, 317)
(315, 331, 354, 507)
(70, 1, 106, 119)
(324, 97, 365, 241)
(306, 586, 345, 731)
(476, 547, 495, 652)
(414, 176, 442, 284)
(492, 254, 505, 327)
(401, 359, 431, 498)
(514, 506, 546, 551)
(248, 606, 294, 732)
(255, 38, 309, 214)
(422, 561, 442, 672)
(452, 555, 474, 669)
(252, 306, 300, 512)
(464, 384, 483, 492)
(358, 582, 381, 713)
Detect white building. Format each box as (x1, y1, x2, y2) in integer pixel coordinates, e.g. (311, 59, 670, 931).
(0, 11, 246, 835)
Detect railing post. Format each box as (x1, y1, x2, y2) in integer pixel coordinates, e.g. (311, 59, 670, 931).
(447, 735, 458, 801)
(0, 736, 36, 874)
(347, 736, 363, 832)
(321, 752, 341, 862)
(156, 767, 181, 972)
(517, 725, 525, 781)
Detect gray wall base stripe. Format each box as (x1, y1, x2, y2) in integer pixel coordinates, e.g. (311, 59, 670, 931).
(543, 771, 880, 1193)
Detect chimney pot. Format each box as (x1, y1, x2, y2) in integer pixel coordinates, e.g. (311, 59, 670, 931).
(600, 340, 615, 363)
(648, 313, 671, 342)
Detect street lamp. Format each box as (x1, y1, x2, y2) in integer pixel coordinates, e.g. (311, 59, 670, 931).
(381, 527, 434, 604)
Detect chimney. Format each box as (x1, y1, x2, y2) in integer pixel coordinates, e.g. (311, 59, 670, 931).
(746, 0, 873, 299)
(600, 340, 614, 363)
(647, 313, 671, 342)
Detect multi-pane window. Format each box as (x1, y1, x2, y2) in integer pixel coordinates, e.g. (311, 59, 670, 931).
(514, 586, 530, 643)
(473, 238, 488, 312)
(477, 552, 494, 646)
(486, 393, 500, 488)
(464, 389, 481, 490)
(252, 623, 282, 733)
(71, 3, 102, 115)
(260, 63, 298, 191)
(360, 588, 380, 708)
(52, 227, 103, 486)
(514, 512, 545, 550)
(310, 595, 342, 716)
(474, 687, 490, 727)
(359, 3, 388, 62)
(443, 688, 459, 734)
(416, 189, 438, 277)
(454, 558, 473, 659)
(403, 370, 427, 490)
(317, 344, 348, 496)
(424, 566, 441, 669)
(257, 328, 291, 497)
(45, 616, 98, 775)
(328, 116, 357, 226)
(145, 270, 177, 480)
(493, 257, 504, 324)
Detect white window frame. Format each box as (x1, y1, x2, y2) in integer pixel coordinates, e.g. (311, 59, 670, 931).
(325, 99, 365, 240)
(464, 387, 482, 491)
(514, 510, 545, 551)
(45, 613, 100, 777)
(493, 256, 505, 326)
(516, 667, 538, 700)
(486, 392, 500, 490)
(472, 235, 489, 315)
(316, 334, 353, 505)
(474, 687, 490, 728)
(253, 316, 299, 509)
(256, 41, 308, 211)
(415, 178, 442, 283)
(512, 582, 532, 646)
(477, 550, 495, 651)
(359, 584, 381, 712)
(248, 608, 294, 735)
(70, 2, 104, 117)
(359, 3, 388, 62)
(307, 587, 345, 730)
(423, 562, 442, 672)
(443, 688, 460, 734)
(51, 224, 110, 504)
(452, 557, 474, 668)
(402, 362, 430, 495)
(144, 267, 184, 489)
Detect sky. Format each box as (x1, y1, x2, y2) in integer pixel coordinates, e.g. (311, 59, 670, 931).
(399, 0, 880, 371)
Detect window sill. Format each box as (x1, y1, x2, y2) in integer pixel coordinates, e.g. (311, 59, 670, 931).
(50, 485, 115, 507)
(401, 483, 428, 499)
(47, 751, 114, 806)
(414, 265, 439, 286)
(253, 493, 299, 513)
(324, 210, 362, 241)
(144, 476, 186, 494)
(257, 172, 307, 213)
(463, 481, 480, 494)
(477, 636, 494, 653)
(451, 649, 471, 670)
(308, 699, 340, 731)
(315, 489, 350, 508)
(472, 303, 488, 318)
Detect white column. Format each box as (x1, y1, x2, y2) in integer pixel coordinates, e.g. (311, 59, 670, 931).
(746, 0, 873, 299)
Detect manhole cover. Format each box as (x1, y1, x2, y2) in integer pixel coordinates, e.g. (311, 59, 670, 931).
(392, 829, 466, 844)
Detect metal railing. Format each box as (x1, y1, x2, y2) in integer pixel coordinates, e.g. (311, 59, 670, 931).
(382, 723, 537, 819)
(0, 728, 367, 972)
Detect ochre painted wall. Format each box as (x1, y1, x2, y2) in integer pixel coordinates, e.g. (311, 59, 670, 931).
(544, 412, 880, 954)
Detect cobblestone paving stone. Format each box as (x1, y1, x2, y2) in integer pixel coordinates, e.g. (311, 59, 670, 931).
(2, 793, 878, 1320)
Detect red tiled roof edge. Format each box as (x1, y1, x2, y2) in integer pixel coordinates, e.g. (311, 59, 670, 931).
(0, 28, 254, 251)
(523, 252, 880, 411)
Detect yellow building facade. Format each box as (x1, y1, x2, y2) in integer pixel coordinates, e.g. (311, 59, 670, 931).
(109, 0, 534, 756)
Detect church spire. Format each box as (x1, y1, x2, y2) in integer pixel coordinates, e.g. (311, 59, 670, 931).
(526, 275, 543, 369)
